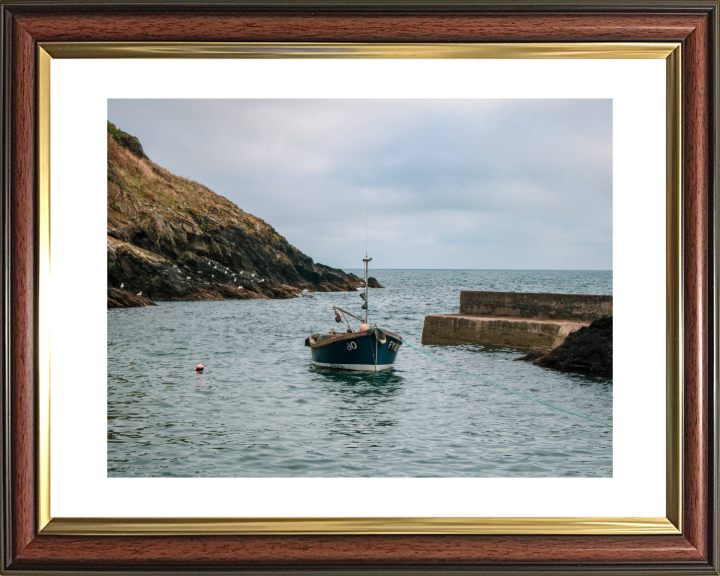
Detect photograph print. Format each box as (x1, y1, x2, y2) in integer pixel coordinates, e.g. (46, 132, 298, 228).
(107, 98, 613, 478)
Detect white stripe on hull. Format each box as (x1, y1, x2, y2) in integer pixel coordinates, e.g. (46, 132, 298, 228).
(313, 362, 394, 372)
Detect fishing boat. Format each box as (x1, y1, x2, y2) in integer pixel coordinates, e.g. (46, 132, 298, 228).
(305, 255, 402, 372)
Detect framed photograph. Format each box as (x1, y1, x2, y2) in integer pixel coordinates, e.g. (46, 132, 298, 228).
(1, 1, 717, 574)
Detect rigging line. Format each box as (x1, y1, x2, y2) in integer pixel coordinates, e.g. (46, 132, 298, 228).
(387, 334, 613, 428)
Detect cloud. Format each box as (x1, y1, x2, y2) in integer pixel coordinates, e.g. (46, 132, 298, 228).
(108, 98, 612, 270)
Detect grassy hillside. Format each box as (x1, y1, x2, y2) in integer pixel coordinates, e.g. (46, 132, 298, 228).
(107, 122, 361, 307)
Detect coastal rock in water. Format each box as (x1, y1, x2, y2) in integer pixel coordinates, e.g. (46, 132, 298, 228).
(529, 317, 612, 377)
(514, 347, 552, 362)
(366, 276, 384, 288)
(107, 286, 157, 308)
(107, 122, 363, 308)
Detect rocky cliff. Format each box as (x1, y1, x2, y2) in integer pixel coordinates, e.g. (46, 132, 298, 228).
(107, 122, 363, 307)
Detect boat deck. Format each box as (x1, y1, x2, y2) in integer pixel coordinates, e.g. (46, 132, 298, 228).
(309, 329, 401, 349)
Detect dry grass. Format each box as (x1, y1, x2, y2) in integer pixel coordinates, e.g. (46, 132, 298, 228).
(107, 125, 290, 246)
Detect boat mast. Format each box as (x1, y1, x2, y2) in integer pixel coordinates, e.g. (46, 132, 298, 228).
(363, 256, 371, 323)
(363, 208, 371, 324)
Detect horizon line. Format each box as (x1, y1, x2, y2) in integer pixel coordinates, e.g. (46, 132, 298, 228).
(338, 268, 613, 272)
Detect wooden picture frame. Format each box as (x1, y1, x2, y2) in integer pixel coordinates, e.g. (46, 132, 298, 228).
(1, 1, 718, 573)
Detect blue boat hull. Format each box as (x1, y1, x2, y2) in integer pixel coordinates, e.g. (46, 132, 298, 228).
(309, 331, 402, 372)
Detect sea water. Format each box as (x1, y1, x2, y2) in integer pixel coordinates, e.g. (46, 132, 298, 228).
(108, 270, 612, 477)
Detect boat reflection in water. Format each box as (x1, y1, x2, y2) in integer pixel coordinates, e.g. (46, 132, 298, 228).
(313, 366, 404, 394)
(314, 369, 404, 440)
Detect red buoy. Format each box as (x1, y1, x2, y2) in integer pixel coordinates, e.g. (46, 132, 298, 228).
(195, 364, 204, 372)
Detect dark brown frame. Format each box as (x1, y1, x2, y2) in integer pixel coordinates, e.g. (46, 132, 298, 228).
(1, 1, 718, 574)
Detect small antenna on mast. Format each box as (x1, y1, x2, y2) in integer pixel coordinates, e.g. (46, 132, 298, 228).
(365, 208, 367, 257)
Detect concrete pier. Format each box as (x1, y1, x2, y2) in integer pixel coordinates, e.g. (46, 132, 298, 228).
(422, 291, 612, 348)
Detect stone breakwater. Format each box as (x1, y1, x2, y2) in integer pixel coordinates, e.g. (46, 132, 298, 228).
(459, 290, 613, 321)
(422, 291, 612, 349)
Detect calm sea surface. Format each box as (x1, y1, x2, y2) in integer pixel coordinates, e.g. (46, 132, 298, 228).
(108, 270, 613, 477)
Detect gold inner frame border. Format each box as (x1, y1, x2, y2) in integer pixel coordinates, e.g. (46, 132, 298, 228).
(36, 41, 682, 536)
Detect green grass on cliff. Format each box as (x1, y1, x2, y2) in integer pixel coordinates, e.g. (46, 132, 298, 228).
(107, 121, 124, 142)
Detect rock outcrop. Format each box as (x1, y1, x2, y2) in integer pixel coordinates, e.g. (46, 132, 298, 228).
(366, 277, 384, 289)
(515, 347, 552, 363)
(516, 317, 612, 377)
(107, 122, 362, 307)
(107, 286, 157, 309)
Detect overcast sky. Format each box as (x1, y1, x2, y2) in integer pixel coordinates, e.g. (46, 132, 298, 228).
(108, 99, 612, 270)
